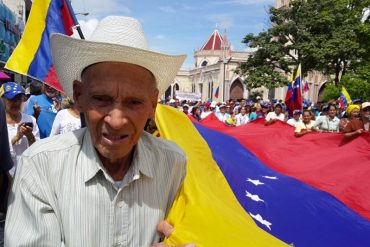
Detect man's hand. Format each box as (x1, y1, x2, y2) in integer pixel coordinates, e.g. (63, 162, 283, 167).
(33, 100, 41, 119)
(151, 221, 195, 247)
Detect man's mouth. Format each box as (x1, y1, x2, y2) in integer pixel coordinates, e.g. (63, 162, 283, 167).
(102, 133, 129, 145)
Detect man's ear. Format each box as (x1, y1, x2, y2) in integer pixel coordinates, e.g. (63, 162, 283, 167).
(73, 80, 84, 111)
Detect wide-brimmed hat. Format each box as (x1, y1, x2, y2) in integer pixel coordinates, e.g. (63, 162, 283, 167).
(50, 16, 186, 98)
(0, 82, 25, 99)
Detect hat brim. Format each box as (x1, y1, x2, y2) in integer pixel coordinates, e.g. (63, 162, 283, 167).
(51, 34, 186, 98)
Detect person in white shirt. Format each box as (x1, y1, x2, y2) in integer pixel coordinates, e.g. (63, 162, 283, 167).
(5, 16, 193, 247)
(215, 104, 230, 122)
(287, 110, 301, 127)
(265, 103, 285, 126)
(1, 82, 40, 177)
(235, 106, 249, 126)
(50, 97, 81, 136)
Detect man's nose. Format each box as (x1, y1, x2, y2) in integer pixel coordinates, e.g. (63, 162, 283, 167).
(104, 107, 128, 130)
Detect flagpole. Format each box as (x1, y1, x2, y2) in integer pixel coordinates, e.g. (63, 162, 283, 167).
(65, 0, 85, 40)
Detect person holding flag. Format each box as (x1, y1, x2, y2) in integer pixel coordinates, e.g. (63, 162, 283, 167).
(5, 6, 194, 247)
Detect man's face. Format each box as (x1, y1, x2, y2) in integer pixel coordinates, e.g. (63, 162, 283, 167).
(274, 106, 282, 114)
(73, 62, 158, 164)
(362, 107, 370, 119)
(43, 84, 58, 99)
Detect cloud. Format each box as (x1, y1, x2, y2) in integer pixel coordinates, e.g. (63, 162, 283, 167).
(206, 14, 234, 29)
(214, 0, 274, 5)
(158, 6, 176, 13)
(72, 18, 99, 39)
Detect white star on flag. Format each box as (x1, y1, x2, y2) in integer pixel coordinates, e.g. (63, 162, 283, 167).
(262, 176, 278, 180)
(247, 178, 264, 186)
(249, 213, 272, 230)
(246, 191, 264, 202)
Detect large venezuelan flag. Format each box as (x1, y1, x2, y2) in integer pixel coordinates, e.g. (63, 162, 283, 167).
(5, 0, 75, 92)
(156, 105, 370, 247)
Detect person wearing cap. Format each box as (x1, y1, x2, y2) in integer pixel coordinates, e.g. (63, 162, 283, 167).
(313, 103, 340, 132)
(264, 103, 285, 126)
(215, 104, 230, 123)
(287, 110, 301, 127)
(26, 83, 62, 138)
(200, 102, 212, 119)
(5, 16, 193, 247)
(0, 82, 40, 177)
(343, 102, 370, 140)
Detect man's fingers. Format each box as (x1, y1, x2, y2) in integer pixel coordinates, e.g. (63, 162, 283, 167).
(156, 220, 174, 237)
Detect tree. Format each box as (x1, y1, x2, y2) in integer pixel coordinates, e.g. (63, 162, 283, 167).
(238, 0, 370, 89)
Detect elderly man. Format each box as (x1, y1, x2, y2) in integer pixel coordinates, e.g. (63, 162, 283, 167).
(5, 16, 193, 247)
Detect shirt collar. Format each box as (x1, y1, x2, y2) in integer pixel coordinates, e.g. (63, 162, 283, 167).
(81, 130, 155, 184)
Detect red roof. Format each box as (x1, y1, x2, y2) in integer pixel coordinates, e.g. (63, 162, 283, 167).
(200, 29, 224, 51)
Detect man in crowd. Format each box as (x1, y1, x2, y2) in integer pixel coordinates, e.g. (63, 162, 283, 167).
(5, 16, 194, 247)
(265, 103, 285, 125)
(26, 83, 62, 138)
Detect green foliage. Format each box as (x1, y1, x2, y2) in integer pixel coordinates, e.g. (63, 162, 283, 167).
(248, 90, 264, 102)
(321, 83, 340, 102)
(341, 62, 370, 102)
(238, 0, 370, 89)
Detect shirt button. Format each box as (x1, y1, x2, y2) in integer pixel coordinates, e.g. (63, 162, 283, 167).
(117, 201, 124, 208)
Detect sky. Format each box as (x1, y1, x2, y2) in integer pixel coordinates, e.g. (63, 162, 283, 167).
(71, 0, 276, 69)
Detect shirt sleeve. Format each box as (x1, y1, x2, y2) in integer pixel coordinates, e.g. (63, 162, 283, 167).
(313, 116, 322, 128)
(5, 155, 63, 246)
(265, 113, 271, 121)
(295, 123, 303, 133)
(50, 111, 62, 136)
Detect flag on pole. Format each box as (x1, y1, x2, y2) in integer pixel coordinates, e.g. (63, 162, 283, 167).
(5, 0, 76, 92)
(284, 73, 294, 114)
(292, 64, 302, 110)
(338, 86, 352, 109)
(214, 84, 220, 99)
(303, 80, 310, 93)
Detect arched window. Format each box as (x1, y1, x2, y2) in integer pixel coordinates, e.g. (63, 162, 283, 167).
(201, 60, 208, 67)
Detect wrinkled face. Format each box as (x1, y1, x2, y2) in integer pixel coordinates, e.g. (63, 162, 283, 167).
(3, 94, 25, 115)
(43, 84, 58, 99)
(74, 62, 158, 164)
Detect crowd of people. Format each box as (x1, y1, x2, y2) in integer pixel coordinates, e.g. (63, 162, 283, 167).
(0, 14, 368, 246)
(163, 97, 370, 139)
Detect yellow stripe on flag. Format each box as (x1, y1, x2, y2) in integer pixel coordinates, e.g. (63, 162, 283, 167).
(156, 104, 288, 247)
(5, 0, 51, 74)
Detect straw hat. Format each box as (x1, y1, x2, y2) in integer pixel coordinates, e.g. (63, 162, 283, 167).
(50, 16, 186, 98)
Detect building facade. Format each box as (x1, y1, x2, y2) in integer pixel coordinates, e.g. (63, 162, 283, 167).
(170, 29, 255, 103)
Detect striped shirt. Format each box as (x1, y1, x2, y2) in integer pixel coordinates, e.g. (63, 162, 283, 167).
(5, 128, 186, 247)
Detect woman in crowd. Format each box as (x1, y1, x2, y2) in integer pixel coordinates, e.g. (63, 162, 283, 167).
(313, 103, 340, 132)
(343, 102, 370, 140)
(190, 106, 201, 121)
(295, 110, 319, 137)
(1, 82, 39, 176)
(236, 106, 249, 126)
(50, 97, 81, 136)
(339, 104, 360, 131)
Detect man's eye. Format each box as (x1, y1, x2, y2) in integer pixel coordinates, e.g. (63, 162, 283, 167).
(93, 96, 111, 102)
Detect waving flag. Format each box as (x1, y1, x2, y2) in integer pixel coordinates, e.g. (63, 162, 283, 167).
(284, 73, 294, 114)
(5, 0, 76, 92)
(292, 64, 302, 110)
(156, 105, 370, 247)
(338, 86, 352, 109)
(214, 84, 220, 99)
